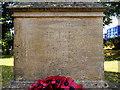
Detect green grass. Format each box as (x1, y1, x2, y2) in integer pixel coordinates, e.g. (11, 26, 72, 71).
(2, 66, 14, 84)
(2, 54, 13, 58)
(0, 56, 14, 84)
(104, 71, 120, 83)
(104, 49, 120, 84)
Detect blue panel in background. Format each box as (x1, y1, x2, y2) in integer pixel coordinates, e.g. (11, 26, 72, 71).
(104, 25, 120, 39)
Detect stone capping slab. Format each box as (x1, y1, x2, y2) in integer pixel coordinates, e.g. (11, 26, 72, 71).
(9, 2, 108, 12)
(13, 12, 105, 18)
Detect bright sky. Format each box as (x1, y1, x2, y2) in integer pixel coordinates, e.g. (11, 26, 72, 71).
(103, 16, 118, 34)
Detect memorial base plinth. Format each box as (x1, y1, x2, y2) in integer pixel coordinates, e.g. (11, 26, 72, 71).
(2, 80, 112, 90)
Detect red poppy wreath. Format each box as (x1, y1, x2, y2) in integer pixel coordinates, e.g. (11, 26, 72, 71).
(28, 76, 85, 90)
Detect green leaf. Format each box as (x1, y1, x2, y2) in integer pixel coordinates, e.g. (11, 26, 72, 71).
(74, 80, 79, 85)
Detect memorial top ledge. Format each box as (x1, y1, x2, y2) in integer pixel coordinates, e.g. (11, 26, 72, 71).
(9, 2, 108, 12)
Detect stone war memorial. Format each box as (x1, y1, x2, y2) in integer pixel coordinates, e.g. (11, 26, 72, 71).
(3, 2, 109, 89)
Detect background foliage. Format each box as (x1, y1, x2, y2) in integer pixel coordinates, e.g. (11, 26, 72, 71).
(104, 37, 120, 50)
(1, 2, 14, 55)
(102, 2, 120, 26)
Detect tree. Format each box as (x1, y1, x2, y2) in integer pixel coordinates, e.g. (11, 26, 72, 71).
(1, 2, 14, 55)
(102, 2, 120, 26)
(113, 37, 120, 50)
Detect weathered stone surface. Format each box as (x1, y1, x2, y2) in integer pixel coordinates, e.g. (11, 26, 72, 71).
(13, 12, 105, 18)
(9, 2, 108, 12)
(13, 17, 104, 81)
(2, 80, 36, 89)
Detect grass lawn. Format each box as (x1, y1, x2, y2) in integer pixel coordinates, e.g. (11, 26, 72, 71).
(104, 61, 120, 73)
(1, 49, 120, 85)
(0, 58, 14, 66)
(104, 71, 120, 83)
(104, 49, 120, 84)
(0, 56, 14, 84)
(2, 66, 14, 84)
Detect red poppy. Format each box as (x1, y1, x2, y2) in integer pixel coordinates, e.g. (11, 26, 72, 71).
(77, 85, 83, 88)
(28, 76, 85, 90)
(66, 77, 74, 85)
(28, 83, 37, 90)
(46, 76, 55, 81)
(36, 79, 48, 89)
(61, 77, 74, 86)
(60, 78, 71, 89)
(55, 75, 63, 81)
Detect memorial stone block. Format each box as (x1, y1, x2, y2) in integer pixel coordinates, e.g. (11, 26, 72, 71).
(3, 2, 109, 89)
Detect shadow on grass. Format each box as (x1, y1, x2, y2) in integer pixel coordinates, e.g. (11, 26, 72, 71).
(2, 55, 13, 58)
(104, 49, 120, 61)
(104, 71, 120, 83)
(2, 65, 14, 85)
